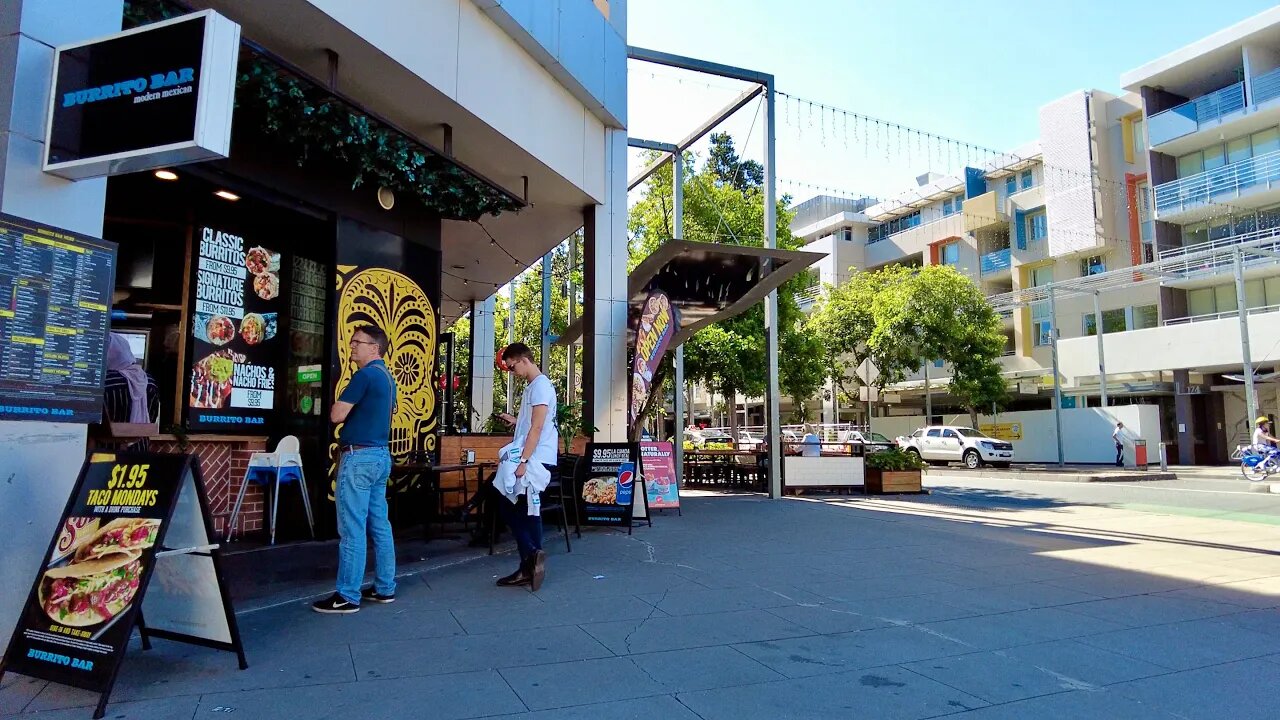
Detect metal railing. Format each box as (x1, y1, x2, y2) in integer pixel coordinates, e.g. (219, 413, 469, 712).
(1153, 147, 1280, 215)
(795, 285, 822, 305)
(1157, 222, 1280, 261)
(1148, 81, 1246, 146)
(1163, 303, 1280, 326)
(980, 248, 1011, 274)
(1253, 66, 1280, 106)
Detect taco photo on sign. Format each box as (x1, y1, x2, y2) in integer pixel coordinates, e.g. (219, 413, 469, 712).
(39, 554, 144, 627)
(73, 518, 160, 563)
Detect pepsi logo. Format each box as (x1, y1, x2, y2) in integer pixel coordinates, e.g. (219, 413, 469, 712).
(617, 470, 634, 487)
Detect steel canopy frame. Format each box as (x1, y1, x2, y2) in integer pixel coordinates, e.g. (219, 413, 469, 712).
(627, 46, 783, 498)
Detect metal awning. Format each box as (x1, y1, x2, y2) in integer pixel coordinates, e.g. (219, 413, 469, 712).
(555, 240, 825, 347)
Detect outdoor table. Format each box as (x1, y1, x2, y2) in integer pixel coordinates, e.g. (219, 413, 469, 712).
(388, 461, 495, 540)
(684, 450, 769, 491)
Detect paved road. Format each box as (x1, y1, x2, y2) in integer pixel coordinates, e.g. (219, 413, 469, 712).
(924, 467, 1280, 524)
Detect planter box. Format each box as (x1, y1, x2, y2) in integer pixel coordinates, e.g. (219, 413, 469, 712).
(865, 468, 922, 494)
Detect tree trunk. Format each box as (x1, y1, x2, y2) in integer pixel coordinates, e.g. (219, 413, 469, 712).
(969, 406, 979, 430)
(728, 391, 740, 441)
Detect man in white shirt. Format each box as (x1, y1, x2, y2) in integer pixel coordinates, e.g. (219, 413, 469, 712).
(1253, 416, 1278, 453)
(493, 343, 558, 591)
(1111, 422, 1128, 467)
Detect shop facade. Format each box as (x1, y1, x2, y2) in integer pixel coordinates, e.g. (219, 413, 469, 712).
(1, 0, 631, 643)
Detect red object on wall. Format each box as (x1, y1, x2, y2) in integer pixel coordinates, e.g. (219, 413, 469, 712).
(495, 345, 511, 373)
(1125, 172, 1147, 267)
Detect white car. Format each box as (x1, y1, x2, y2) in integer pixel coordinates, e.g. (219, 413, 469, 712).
(737, 431, 765, 450)
(898, 426, 1014, 469)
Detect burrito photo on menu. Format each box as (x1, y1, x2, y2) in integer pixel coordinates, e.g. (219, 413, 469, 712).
(39, 554, 145, 628)
(73, 518, 160, 562)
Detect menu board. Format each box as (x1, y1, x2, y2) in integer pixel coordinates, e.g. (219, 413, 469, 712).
(581, 442, 643, 528)
(641, 441, 680, 509)
(0, 213, 116, 423)
(186, 225, 283, 429)
(287, 256, 327, 417)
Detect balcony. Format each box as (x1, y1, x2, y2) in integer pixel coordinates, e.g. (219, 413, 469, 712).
(980, 248, 1011, 275)
(1148, 82, 1245, 147)
(865, 213, 963, 269)
(1253, 66, 1280, 107)
(963, 191, 1007, 232)
(1153, 148, 1280, 223)
(795, 285, 822, 309)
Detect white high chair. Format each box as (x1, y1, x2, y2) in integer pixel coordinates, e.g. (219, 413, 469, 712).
(225, 435, 315, 544)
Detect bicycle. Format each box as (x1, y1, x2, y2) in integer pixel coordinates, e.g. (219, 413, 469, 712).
(1237, 446, 1280, 482)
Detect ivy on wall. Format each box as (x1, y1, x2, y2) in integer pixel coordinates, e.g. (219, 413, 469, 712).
(124, 0, 522, 221)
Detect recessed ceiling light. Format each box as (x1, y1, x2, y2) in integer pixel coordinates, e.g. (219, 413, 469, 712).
(214, 190, 240, 201)
(153, 170, 178, 181)
(451, 264, 466, 270)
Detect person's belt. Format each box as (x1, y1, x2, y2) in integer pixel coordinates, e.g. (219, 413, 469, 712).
(340, 444, 383, 453)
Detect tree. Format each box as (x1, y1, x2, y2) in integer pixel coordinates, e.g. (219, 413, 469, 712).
(870, 265, 1008, 426)
(628, 134, 824, 437)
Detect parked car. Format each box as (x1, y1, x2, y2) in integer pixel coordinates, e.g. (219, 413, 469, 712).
(688, 428, 733, 448)
(737, 431, 765, 451)
(846, 430, 895, 454)
(898, 426, 1014, 469)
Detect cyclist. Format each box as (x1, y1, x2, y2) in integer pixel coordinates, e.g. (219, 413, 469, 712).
(1253, 416, 1279, 453)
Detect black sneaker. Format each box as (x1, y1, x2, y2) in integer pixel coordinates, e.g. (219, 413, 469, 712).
(311, 593, 360, 614)
(361, 587, 396, 604)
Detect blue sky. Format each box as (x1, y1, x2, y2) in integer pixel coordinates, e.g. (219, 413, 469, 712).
(626, 0, 1279, 203)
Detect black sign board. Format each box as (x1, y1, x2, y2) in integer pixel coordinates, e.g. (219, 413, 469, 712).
(1, 452, 246, 719)
(0, 213, 116, 423)
(44, 10, 240, 179)
(580, 442, 649, 532)
(186, 224, 286, 430)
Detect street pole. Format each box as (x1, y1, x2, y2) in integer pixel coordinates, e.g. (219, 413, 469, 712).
(541, 251, 552, 386)
(567, 233, 577, 405)
(673, 148, 685, 485)
(1048, 286, 1065, 467)
(924, 360, 932, 424)
(507, 288, 515, 415)
(763, 79, 782, 498)
(1234, 248, 1259, 425)
(1093, 291, 1108, 408)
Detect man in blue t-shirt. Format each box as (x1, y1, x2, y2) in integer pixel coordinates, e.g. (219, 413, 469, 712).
(313, 325, 398, 614)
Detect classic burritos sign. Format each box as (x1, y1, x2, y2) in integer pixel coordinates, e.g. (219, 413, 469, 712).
(43, 10, 241, 179)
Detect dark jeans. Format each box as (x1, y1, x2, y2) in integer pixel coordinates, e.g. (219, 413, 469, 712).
(493, 463, 557, 562)
(1115, 443, 1124, 466)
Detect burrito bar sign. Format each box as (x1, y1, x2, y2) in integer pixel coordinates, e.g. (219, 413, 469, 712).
(43, 10, 241, 179)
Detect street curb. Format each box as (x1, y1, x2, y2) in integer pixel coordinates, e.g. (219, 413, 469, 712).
(927, 470, 1178, 483)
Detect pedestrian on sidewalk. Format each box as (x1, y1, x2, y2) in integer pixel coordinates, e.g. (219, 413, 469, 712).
(1112, 421, 1128, 467)
(314, 324, 398, 614)
(492, 342, 557, 591)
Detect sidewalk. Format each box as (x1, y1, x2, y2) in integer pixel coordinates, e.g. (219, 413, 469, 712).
(4, 490, 1280, 719)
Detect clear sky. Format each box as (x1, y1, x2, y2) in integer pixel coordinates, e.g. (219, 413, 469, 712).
(626, 0, 1279, 205)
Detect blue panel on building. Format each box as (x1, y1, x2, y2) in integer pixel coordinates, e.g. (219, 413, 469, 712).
(1014, 209, 1026, 250)
(965, 167, 987, 199)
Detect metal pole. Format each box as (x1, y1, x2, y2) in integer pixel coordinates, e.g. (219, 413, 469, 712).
(506, 287, 515, 415)
(924, 360, 932, 424)
(1093, 291, 1108, 408)
(1048, 286, 1065, 467)
(443, 332, 455, 434)
(1234, 248, 1259, 425)
(672, 149, 685, 486)
(567, 233, 577, 406)
(541, 251, 552, 384)
(763, 80, 782, 498)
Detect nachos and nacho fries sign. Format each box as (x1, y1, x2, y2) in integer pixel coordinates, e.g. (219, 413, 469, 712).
(2, 452, 245, 718)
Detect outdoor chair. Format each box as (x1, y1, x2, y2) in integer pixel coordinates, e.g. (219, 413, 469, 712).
(225, 435, 315, 544)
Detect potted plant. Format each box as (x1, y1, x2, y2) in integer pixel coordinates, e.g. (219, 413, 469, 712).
(864, 447, 926, 494)
(556, 402, 596, 456)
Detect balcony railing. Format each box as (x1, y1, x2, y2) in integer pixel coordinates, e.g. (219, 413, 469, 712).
(795, 286, 822, 306)
(980, 248, 1011, 274)
(1254, 66, 1280, 106)
(1148, 81, 1246, 146)
(1153, 148, 1280, 216)
(1163, 302, 1280, 326)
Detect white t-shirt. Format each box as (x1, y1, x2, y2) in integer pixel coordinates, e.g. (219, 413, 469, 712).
(515, 374, 559, 466)
(1254, 427, 1275, 451)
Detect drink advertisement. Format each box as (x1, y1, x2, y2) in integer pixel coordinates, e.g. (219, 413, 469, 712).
(187, 225, 283, 429)
(2, 454, 180, 692)
(580, 442, 641, 528)
(640, 441, 680, 509)
(629, 292, 677, 423)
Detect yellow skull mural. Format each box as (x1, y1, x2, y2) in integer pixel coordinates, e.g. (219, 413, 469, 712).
(329, 265, 438, 498)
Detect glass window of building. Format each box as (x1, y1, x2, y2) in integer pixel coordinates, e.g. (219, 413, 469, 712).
(1083, 309, 1127, 336)
(1182, 221, 1209, 246)
(1178, 151, 1204, 177)
(1132, 304, 1159, 329)
(1031, 264, 1053, 287)
(1028, 211, 1048, 241)
(1265, 276, 1280, 306)
(1214, 284, 1238, 313)
(1080, 255, 1106, 276)
(1208, 217, 1233, 241)
(1252, 127, 1280, 156)
(1004, 176, 1016, 197)
(939, 241, 960, 266)
(1245, 279, 1267, 308)
(1202, 144, 1227, 171)
(1020, 170, 1033, 190)
(1187, 287, 1216, 316)
(1033, 320, 1053, 346)
(1227, 136, 1252, 165)
(1131, 118, 1145, 154)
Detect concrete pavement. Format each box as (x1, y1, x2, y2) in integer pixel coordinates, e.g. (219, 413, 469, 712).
(3, 489, 1280, 719)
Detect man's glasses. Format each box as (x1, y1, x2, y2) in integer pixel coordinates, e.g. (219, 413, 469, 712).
(350, 339, 378, 348)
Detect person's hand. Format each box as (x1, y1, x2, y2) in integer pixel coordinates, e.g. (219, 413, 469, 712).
(515, 462, 527, 478)
(498, 412, 516, 426)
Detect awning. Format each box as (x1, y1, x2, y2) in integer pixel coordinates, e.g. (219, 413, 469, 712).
(556, 240, 825, 347)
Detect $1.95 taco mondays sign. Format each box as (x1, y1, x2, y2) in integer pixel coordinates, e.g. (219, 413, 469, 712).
(1, 453, 246, 711)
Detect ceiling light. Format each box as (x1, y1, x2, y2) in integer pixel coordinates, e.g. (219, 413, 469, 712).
(451, 264, 466, 270)
(214, 190, 240, 201)
(377, 186, 395, 210)
(153, 170, 178, 181)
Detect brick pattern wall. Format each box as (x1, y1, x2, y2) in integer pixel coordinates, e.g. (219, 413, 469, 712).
(151, 437, 268, 540)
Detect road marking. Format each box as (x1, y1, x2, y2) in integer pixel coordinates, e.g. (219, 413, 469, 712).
(932, 478, 1267, 496)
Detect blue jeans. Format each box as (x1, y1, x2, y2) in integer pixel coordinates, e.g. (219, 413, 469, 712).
(335, 447, 396, 604)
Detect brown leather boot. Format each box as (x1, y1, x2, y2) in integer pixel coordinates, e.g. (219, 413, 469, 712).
(496, 560, 531, 587)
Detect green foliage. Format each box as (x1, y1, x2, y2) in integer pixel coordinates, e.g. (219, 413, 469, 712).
(125, 0, 520, 222)
(555, 401, 596, 454)
(865, 447, 927, 471)
(810, 265, 1007, 419)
